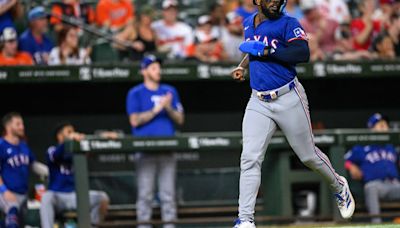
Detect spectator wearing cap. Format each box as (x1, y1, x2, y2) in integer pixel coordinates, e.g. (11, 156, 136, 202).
(126, 55, 184, 228)
(234, 0, 257, 20)
(50, 0, 96, 33)
(372, 32, 396, 60)
(300, 0, 339, 55)
(285, 0, 304, 21)
(18, 7, 54, 65)
(345, 113, 400, 224)
(151, 0, 194, 59)
(221, 11, 243, 61)
(48, 26, 91, 65)
(96, 0, 135, 44)
(0, 0, 23, 34)
(114, 5, 156, 62)
(350, 0, 382, 51)
(0, 27, 34, 66)
(187, 15, 228, 63)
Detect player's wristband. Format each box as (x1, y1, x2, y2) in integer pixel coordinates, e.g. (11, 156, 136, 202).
(0, 185, 8, 194)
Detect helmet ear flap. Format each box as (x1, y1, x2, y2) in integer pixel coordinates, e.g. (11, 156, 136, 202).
(279, 0, 287, 13)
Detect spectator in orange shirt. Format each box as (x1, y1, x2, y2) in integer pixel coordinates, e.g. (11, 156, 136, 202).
(96, 0, 135, 51)
(0, 27, 34, 66)
(96, 0, 134, 32)
(350, 0, 382, 51)
(50, 0, 96, 32)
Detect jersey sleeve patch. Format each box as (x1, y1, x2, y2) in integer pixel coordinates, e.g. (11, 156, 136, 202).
(288, 27, 308, 42)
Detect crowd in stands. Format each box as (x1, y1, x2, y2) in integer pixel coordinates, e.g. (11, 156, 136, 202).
(1, 0, 400, 66)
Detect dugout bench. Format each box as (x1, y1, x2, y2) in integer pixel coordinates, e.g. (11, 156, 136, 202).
(65, 130, 400, 227)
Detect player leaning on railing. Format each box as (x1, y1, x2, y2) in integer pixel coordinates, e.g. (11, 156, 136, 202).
(231, 0, 355, 227)
(40, 122, 109, 228)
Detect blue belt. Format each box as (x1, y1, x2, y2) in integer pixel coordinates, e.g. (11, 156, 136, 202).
(253, 79, 297, 102)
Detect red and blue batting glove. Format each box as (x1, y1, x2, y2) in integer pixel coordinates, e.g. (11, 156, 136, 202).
(239, 41, 267, 57)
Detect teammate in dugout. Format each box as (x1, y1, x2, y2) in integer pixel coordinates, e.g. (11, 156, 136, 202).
(345, 113, 399, 224)
(231, 0, 355, 227)
(40, 122, 109, 228)
(0, 112, 48, 228)
(126, 55, 184, 228)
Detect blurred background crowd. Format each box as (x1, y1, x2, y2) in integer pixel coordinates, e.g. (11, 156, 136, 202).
(1, 0, 400, 66)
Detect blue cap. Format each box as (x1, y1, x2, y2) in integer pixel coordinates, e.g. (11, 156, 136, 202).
(140, 55, 162, 70)
(367, 113, 388, 128)
(28, 7, 47, 22)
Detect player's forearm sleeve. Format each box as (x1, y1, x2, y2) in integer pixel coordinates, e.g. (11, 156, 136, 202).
(32, 161, 49, 178)
(269, 40, 310, 64)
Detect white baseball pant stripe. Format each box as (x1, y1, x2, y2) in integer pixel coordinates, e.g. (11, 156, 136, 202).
(293, 86, 344, 186)
(238, 80, 343, 221)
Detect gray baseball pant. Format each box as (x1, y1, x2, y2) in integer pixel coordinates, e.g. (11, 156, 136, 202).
(364, 179, 400, 223)
(0, 192, 26, 213)
(239, 80, 344, 221)
(40, 190, 109, 228)
(136, 153, 177, 228)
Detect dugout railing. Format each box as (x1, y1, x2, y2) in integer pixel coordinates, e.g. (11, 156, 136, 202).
(2, 61, 400, 83)
(65, 129, 400, 227)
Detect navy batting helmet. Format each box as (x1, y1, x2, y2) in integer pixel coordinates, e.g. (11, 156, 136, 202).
(253, 0, 287, 13)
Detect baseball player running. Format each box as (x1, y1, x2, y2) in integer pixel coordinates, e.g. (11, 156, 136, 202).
(231, 1, 355, 227)
(40, 122, 109, 228)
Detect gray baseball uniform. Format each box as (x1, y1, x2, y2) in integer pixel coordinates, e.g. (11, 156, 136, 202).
(364, 179, 400, 223)
(238, 79, 344, 221)
(136, 153, 177, 228)
(40, 190, 109, 228)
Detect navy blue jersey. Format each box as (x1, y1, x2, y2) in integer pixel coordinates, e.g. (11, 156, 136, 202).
(0, 11, 14, 34)
(126, 83, 183, 137)
(0, 138, 35, 194)
(345, 145, 399, 183)
(243, 13, 308, 91)
(46, 144, 74, 192)
(18, 29, 54, 65)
